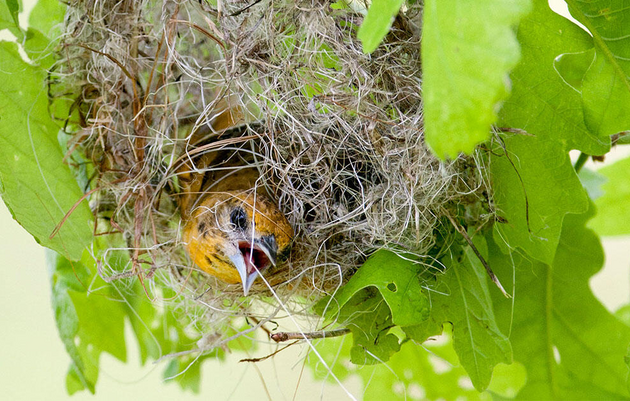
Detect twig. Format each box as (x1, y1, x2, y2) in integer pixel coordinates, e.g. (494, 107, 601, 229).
(229, 0, 263, 16)
(239, 341, 299, 363)
(270, 328, 351, 343)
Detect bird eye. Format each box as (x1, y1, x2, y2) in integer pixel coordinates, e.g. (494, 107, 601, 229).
(230, 207, 248, 230)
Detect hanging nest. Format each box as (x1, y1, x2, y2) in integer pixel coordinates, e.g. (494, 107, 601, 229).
(50, 0, 490, 349)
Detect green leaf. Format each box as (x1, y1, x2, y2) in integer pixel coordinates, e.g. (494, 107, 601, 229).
(487, 362, 528, 399)
(582, 53, 630, 138)
(307, 333, 355, 389)
(422, 0, 531, 159)
(490, 133, 588, 264)
(405, 241, 512, 391)
(590, 156, 630, 236)
(28, 0, 66, 38)
(357, 0, 403, 54)
(318, 326, 504, 400)
(565, 0, 630, 137)
(320, 250, 429, 327)
(315, 250, 430, 365)
(21, 26, 57, 67)
(0, 0, 20, 32)
(490, 206, 630, 399)
(553, 49, 595, 92)
(49, 245, 219, 394)
(0, 41, 93, 260)
(48, 250, 126, 394)
(163, 353, 217, 393)
(52, 233, 227, 394)
(4, 0, 20, 28)
(616, 304, 630, 328)
(499, 0, 609, 155)
(550, 209, 630, 398)
(614, 132, 630, 145)
(343, 289, 401, 365)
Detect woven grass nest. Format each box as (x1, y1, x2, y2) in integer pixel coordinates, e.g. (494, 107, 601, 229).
(51, 0, 489, 348)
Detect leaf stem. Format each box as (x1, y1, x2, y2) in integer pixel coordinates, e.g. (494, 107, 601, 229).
(573, 152, 589, 173)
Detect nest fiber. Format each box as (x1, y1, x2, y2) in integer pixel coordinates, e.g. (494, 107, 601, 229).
(52, 0, 486, 346)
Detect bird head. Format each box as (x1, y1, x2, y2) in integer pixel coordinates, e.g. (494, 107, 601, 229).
(183, 192, 293, 295)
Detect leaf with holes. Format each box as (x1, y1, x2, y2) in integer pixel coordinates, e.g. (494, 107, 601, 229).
(319, 249, 430, 328)
(343, 288, 402, 365)
(314, 250, 430, 364)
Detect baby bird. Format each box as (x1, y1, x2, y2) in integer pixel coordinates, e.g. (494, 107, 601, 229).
(179, 108, 293, 295)
(183, 191, 293, 295)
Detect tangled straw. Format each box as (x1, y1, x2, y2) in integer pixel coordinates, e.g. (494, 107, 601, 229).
(52, 0, 489, 350)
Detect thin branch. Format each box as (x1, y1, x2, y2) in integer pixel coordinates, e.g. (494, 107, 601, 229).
(239, 341, 299, 363)
(270, 328, 351, 343)
(229, 0, 263, 17)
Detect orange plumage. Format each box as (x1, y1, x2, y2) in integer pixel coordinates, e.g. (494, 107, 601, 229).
(178, 108, 293, 294)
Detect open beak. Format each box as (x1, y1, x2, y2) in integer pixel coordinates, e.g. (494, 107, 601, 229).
(229, 235, 278, 295)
